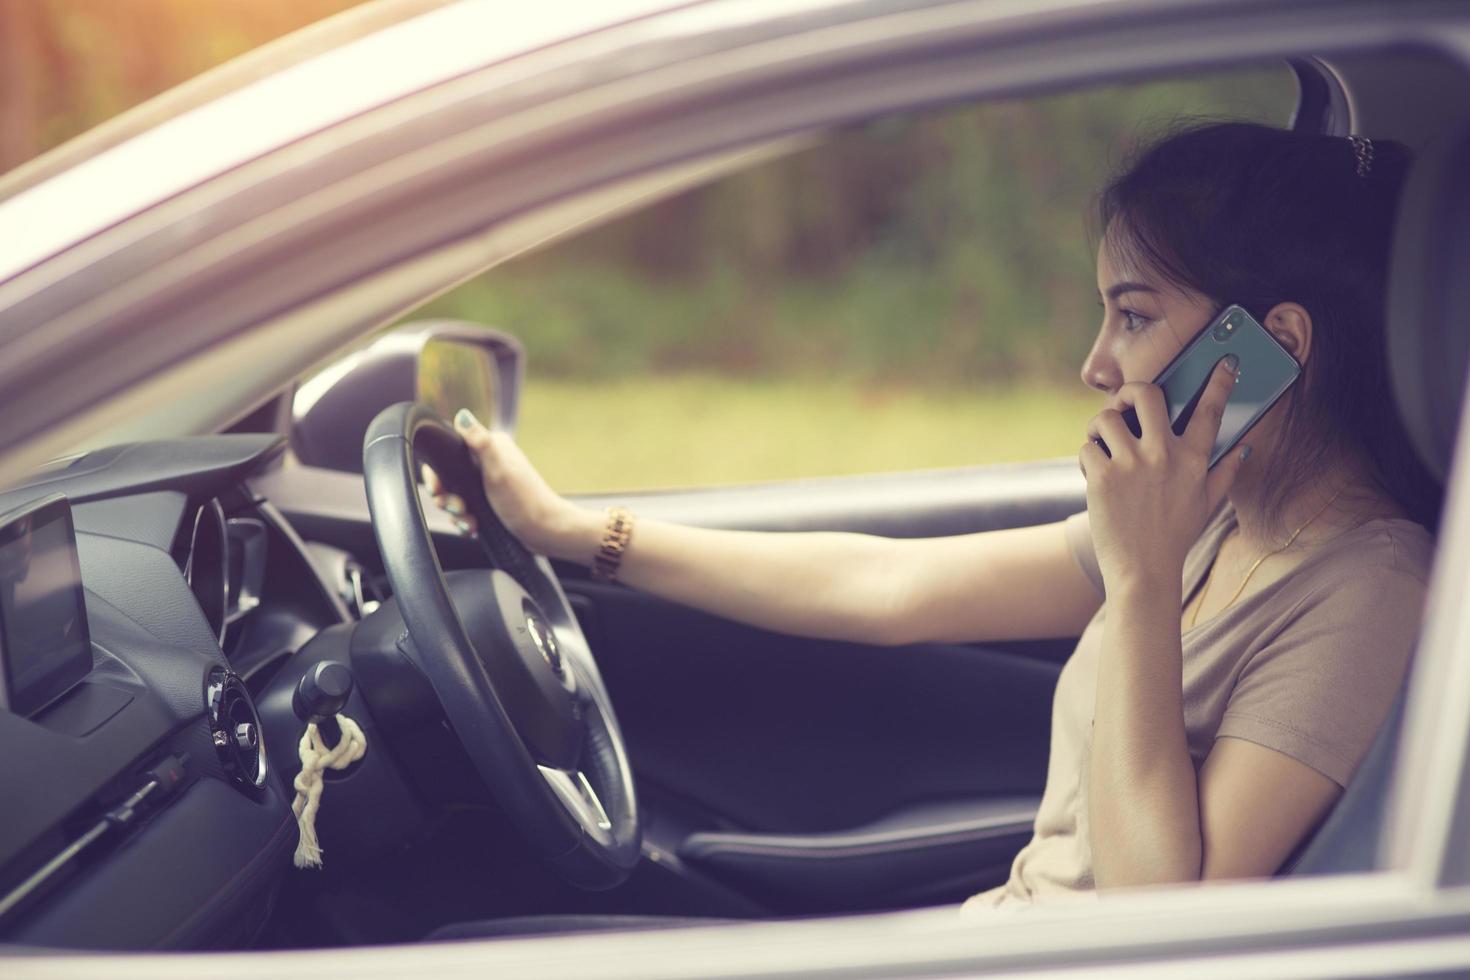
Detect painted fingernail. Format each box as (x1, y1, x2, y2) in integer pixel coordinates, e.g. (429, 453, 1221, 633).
(1240, 445, 1252, 461)
(454, 408, 479, 430)
(444, 500, 464, 516)
(454, 519, 473, 535)
(1223, 354, 1240, 372)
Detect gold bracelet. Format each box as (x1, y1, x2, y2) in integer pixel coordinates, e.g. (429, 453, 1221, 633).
(591, 506, 635, 581)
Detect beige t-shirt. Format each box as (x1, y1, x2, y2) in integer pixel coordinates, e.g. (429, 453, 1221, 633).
(962, 504, 1433, 914)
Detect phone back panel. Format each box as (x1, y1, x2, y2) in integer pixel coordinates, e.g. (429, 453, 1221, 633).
(1157, 305, 1301, 466)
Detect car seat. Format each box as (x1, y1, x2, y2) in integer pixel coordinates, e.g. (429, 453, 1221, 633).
(1287, 122, 1470, 877)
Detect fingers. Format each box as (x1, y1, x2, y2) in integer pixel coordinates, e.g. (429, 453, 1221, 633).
(449, 407, 516, 536)
(455, 407, 514, 488)
(1086, 409, 1137, 462)
(420, 463, 463, 512)
(1182, 355, 1240, 456)
(1088, 385, 1167, 465)
(454, 408, 494, 453)
(421, 454, 478, 536)
(1109, 382, 1169, 443)
(420, 463, 442, 496)
(1079, 438, 1109, 479)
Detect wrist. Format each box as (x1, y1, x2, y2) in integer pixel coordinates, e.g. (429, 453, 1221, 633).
(1106, 573, 1182, 611)
(1098, 543, 1187, 599)
(540, 504, 602, 563)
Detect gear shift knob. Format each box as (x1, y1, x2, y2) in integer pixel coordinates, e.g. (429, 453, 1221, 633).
(292, 661, 354, 737)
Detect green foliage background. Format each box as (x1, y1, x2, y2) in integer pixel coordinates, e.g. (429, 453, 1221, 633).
(415, 71, 1294, 390)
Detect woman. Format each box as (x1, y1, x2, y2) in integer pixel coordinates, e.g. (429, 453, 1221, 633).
(428, 122, 1439, 910)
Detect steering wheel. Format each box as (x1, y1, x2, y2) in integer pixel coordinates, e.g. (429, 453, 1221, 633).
(362, 402, 640, 889)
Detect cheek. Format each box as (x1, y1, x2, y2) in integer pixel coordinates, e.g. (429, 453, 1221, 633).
(1119, 328, 1187, 384)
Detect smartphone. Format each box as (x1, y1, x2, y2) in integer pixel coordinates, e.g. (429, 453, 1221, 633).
(1097, 304, 1301, 467)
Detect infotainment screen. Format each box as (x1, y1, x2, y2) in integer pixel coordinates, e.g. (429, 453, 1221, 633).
(0, 494, 92, 717)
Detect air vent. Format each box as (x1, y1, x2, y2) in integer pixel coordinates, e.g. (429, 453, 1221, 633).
(205, 669, 268, 791)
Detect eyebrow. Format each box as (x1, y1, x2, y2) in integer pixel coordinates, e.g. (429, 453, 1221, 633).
(1099, 281, 1161, 301)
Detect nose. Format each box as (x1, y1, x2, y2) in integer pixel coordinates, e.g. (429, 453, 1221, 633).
(1079, 339, 1121, 395)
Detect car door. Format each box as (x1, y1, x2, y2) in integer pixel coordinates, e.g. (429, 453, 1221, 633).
(554, 465, 1082, 914)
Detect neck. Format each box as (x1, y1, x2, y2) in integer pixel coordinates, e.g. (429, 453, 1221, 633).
(1227, 452, 1399, 551)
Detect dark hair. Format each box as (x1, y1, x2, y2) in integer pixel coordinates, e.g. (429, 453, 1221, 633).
(1097, 120, 1441, 532)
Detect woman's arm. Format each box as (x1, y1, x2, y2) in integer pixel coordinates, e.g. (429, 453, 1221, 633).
(433, 411, 1102, 647)
(1196, 738, 1341, 880)
(1088, 584, 1344, 888)
(1088, 579, 1202, 886)
(567, 514, 1103, 646)
(1080, 363, 1248, 887)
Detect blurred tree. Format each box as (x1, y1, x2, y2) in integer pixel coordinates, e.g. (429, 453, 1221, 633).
(424, 65, 1294, 387)
(0, 0, 360, 174)
(0, 0, 49, 168)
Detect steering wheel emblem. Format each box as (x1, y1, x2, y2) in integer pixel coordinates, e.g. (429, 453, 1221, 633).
(525, 614, 564, 678)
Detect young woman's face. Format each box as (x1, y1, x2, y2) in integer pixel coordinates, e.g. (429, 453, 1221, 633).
(1081, 234, 1218, 395)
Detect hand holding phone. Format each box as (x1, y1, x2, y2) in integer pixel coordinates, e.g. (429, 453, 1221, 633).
(1092, 304, 1300, 466)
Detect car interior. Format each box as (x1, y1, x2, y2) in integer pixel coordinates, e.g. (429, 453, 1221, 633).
(0, 37, 1467, 953)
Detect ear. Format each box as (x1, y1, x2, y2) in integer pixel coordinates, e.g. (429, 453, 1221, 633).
(1261, 302, 1313, 366)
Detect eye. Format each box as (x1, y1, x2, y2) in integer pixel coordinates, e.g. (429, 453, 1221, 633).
(1120, 308, 1152, 333)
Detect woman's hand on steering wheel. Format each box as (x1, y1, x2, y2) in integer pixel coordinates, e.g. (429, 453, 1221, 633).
(365, 403, 642, 887)
(421, 409, 592, 560)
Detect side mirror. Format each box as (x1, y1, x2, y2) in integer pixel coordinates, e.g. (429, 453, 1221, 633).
(291, 320, 523, 474)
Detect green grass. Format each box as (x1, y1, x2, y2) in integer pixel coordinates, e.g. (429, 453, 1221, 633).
(516, 375, 1099, 493)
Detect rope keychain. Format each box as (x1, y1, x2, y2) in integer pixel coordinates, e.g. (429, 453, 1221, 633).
(289, 661, 366, 869)
(291, 713, 366, 868)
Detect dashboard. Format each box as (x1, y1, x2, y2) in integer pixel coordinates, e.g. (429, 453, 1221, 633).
(0, 434, 369, 950)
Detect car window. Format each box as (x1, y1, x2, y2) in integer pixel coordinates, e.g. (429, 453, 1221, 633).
(405, 65, 1296, 492)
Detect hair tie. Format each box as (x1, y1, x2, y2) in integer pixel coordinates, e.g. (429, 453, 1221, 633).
(1348, 135, 1374, 178)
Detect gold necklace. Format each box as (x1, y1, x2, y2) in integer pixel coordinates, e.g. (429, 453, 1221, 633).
(1187, 487, 1345, 630)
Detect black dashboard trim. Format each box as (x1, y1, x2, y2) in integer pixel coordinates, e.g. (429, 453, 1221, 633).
(0, 435, 285, 514)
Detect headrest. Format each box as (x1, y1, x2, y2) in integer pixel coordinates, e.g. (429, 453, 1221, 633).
(1386, 125, 1470, 483)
